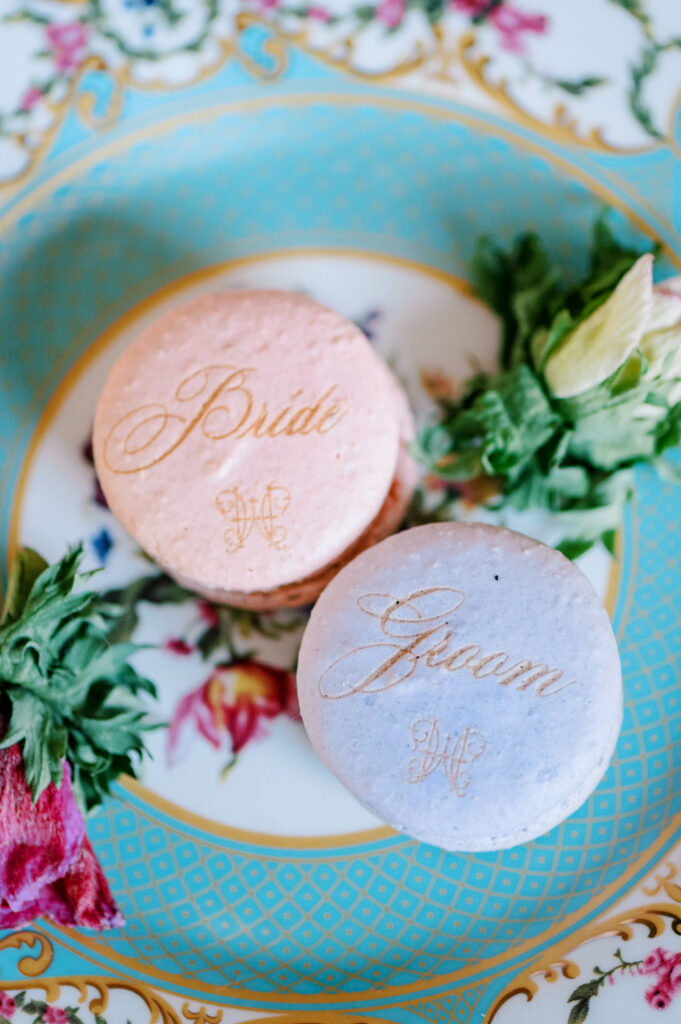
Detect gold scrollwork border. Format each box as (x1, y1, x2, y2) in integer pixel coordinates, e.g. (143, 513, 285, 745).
(2, 11, 672, 195)
(455, 32, 650, 155)
(3, 55, 113, 192)
(0, 931, 54, 980)
(0, 933, 405, 1024)
(0, 929, 183, 1023)
(1, 92, 680, 1010)
(485, 860, 681, 1022)
(1, 30, 270, 194)
(231, 18, 665, 156)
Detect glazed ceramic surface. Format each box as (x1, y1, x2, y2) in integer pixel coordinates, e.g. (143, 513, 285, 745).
(2, 2, 681, 1022)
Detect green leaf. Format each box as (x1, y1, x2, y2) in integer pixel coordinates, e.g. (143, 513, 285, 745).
(104, 569, 303, 664)
(354, 4, 375, 21)
(158, 0, 185, 25)
(420, 215, 676, 555)
(531, 308, 574, 371)
(654, 399, 681, 453)
(0, 546, 157, 809)
(565, 398, 657, 470)
(552, 75, 607, 96)
(472, 233, 562, 369)
(102, 572, 194, 642)
(22, 1001, 47, 1014)
(568, 999, 590, 1024)
(417, 363, 560, 481)
(582, 212, 655, 305)
(607, 0, 652, 33)
(421, 0, 445, 23)
(568, 981, 601, 1002)
(609, 348, 647, 395)
(629, 45, 664, 140)
(1, 547, 49, 624)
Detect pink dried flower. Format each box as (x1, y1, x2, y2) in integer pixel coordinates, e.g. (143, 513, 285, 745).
(197, 601, 219, 627)
(641, 948, 671, 974)
(165, 637, 194, 656)
(0, 742, 122, 931)
(667, 955, 681, 990)
(44, 1008, 69, 1024)
(45, 20, 89, 71)
(376, 0, 405, 27)
(0, 993, 16, 1018)
(646, 980, 674, 1009)
(451, 0, 488, 12)
(489, 4, 548, 53)
(308, 5, 332, 18)
(20, 87, 42, 110)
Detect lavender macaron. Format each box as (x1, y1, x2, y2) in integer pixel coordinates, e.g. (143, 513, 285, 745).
(297, 522, 623, 851)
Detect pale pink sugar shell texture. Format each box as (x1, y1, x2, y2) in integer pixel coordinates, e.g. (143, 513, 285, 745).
(94, 290, 402, 595)
(298, 522, 623, 852)
(169, 438, 418, 609)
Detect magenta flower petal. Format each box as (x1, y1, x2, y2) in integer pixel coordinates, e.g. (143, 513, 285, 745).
(197, 600, 219, 626)
(641, 948, 670, 974)
(165, 637, 194, 656)
(0, 993, 16, 1017)
(376, 0, 405, 26)
(46, 21, 88, 50)
(56, 836, 124, 930)
(0, 744, 84, 910)
(646, 977, 674, 1009)
(44, 1006, 69, 1024)
(0, 836, 123, 932)
(20, 87, 42, 110)
(0, 742, 122, 930)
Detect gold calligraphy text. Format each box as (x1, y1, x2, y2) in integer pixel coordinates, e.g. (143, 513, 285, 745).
(216, 484, 290, 552)
(317, 588, 574, 700)
(407, 717, 486, 796)
(103, 365, 347, 473)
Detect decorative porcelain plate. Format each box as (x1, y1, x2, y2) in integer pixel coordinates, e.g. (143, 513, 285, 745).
(2, 2, 681, 1022)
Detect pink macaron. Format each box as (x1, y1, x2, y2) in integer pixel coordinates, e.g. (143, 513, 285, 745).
(93, 290, 416, 608)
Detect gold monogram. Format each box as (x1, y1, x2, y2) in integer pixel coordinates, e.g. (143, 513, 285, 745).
(216, 484, 290, 553)
(407, 717, 486, 796)
(103, 365, 347, 474)
(317, 587, 574, 700)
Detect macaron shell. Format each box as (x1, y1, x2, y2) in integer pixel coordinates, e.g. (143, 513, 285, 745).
(93, 291, 401, 593)
(297, 523, 623, 851)
(169, 437, 418, 609)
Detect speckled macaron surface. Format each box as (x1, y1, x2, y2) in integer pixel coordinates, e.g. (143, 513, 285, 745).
(93, 290, 402, 596)
(297, 522, 623, 851)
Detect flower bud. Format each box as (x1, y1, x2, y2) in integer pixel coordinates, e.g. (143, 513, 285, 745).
(544, 254, 653, 398)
